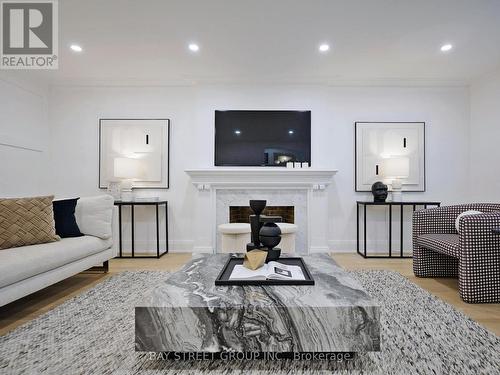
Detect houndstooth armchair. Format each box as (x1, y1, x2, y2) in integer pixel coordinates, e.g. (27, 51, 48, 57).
(413, 204, 500, 303)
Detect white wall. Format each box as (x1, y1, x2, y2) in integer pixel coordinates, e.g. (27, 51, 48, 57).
(470, 67, 500, 202)
(48, 86, 198, 251)
(0, 72, 51, 197)
(48, 84, 470, 253)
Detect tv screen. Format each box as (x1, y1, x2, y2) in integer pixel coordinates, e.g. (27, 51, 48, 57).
(215, 110, 311, 166)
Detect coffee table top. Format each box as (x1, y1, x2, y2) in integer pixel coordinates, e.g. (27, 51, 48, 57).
(146, 254, 378, 309)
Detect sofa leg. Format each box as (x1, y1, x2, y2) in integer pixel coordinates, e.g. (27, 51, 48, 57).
(86, 261, 109, 273)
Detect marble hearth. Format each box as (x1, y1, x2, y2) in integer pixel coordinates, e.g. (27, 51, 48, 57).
(185, 168, 338, 253)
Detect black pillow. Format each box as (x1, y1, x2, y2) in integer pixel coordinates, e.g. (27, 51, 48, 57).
(52, 198, 83, 238)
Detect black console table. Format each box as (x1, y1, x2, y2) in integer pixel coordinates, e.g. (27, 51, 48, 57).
(115, 199, 168, 259)
(356, 201, 441, 258)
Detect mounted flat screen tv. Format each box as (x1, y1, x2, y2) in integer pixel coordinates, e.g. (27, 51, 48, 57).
(215, 110, 311, 167)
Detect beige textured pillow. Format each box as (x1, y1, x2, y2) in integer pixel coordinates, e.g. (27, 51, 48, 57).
(0, 196, 60, 250)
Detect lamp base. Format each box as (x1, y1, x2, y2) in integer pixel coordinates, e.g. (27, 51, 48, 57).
(391, 191, 403, 202)
(121, 190, 134, 201)
(119, 179, 134, 201)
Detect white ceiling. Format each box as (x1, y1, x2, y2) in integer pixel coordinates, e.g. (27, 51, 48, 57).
(37, 0, 500, 85)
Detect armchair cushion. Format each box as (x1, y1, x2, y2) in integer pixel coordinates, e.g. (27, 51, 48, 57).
(416, 234, 460, 258)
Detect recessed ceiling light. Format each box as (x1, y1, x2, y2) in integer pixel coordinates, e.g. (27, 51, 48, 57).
(319, 43, 330, 52)
(188, 43, 200, 52)
(70, 44, 83, 52)
(440, 44, 453, 52)
(234, 130, 241, 135)
(288, 130, 294, 134)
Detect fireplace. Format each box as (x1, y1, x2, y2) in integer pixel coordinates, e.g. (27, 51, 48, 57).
(185, 168, 338, 254)
(229, 206, 294, 223)
(216, 189, 307, 254)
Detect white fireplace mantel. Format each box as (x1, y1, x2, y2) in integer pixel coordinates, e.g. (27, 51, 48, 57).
(185, 168, 338, 190)
(185, 167, 338, 254)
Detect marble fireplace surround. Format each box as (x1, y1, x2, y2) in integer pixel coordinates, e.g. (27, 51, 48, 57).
(185, 168, 338, 253)
(217, 189, 308, 254)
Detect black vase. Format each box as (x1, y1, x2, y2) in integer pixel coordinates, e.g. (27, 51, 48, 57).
(259, 222, 282, 262)
(247, 200, 267, 251)
(249, 200, 266, 215)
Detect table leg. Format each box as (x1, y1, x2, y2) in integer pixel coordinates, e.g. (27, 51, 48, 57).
(363, 204, 367, 257)
(118, 205, 122, 258)
(389, 205, 392, 257)
(156, 204, 160, 258)
(131, 205, 135, 258)
(165, 202, 169, 254)
(356, 204, 360, 254)
(400, 205, 404, 257)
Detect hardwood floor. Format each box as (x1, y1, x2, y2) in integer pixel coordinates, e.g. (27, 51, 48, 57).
(1, 253, 499, 337)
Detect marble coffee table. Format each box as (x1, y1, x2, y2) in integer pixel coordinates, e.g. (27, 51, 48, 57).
(135, 254, 380, 356)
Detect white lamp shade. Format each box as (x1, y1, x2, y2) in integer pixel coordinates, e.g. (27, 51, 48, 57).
(114, 157, 141, 179)
(382, 157, 410, 178)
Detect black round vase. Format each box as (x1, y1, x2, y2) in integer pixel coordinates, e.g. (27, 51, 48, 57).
(259, 222, 282, 262)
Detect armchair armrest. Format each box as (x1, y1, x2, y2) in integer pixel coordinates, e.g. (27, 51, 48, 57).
(458, 211, 500, 303)
(459, 212, 500, 252)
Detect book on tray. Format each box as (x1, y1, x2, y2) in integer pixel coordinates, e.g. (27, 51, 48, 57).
(229, 261, 306, 281)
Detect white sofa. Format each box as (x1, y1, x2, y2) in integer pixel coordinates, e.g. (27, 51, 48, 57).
(0, 195, 116, 307)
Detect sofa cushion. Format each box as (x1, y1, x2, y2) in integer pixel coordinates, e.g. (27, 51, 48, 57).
(0, 236, 112, 288)
(53, 198, 83, 238)
(416, 233, 460, 258)
(75, 195, 114, 239)
(0, 196, 60, 250)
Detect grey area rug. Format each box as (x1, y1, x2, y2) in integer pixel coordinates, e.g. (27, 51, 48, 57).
(0, 271, 499, 375)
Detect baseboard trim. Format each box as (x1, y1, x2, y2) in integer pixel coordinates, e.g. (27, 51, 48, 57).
(192, 246, 214, 253)
(328, 240, 413, 253)
(119, 240, 195, 253)
(309, 246, 330, 253)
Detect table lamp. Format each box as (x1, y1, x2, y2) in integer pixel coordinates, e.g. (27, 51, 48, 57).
(382, 157, 409, 202)
(114, 157, 141, 200)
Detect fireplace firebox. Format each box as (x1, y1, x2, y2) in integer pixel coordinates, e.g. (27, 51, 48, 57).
(229, 206, 294, 224)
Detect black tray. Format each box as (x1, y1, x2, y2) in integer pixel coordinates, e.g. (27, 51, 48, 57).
(215, 256, 315, 286)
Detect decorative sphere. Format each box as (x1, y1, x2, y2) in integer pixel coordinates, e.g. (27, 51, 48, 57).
(259, 222, 282, 249)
